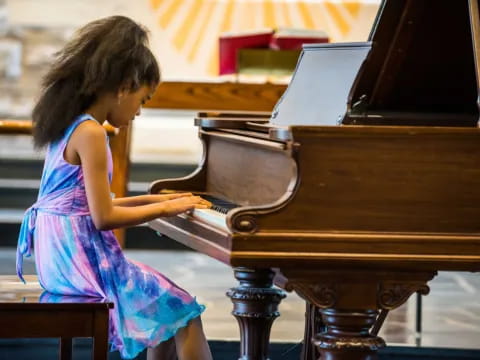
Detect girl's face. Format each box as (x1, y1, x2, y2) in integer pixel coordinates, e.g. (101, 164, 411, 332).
(108, 85, 155, 128)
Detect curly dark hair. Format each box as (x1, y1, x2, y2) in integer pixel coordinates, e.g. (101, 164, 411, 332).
(32, 15, 160, 148)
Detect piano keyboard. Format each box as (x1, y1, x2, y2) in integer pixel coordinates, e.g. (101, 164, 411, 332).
(188, 194, 238, 231)
(200, 194, 238, 213)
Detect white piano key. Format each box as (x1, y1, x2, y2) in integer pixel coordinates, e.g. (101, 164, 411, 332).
(190, 208, 228, 231)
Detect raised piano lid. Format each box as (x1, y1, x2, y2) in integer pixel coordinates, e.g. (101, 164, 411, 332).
(343, 0, 480, 126)
(270, 42, 371, 127)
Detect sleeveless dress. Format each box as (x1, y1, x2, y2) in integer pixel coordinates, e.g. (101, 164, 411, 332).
(16, 114, 205, 359)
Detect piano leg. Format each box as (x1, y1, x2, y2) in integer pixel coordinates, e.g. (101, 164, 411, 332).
(314, 308, 385, 360)
(226, 267, 286, 360)
(301, 302, 324, 360)
(280, 269, 435, 360)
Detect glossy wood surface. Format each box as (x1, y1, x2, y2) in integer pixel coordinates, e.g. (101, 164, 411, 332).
(0, 120, 117, 136)
(345, 0, 478, 126)
(108, 123, 133, 245)
(204, 131, 294, 206)
(145, 81, 287, 112)
(0, 275, 112, 306)
(0, 275, 112, 360)
(151, 124, 480, 272)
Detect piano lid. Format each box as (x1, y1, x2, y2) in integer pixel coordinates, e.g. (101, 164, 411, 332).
(344, 0, 480, 126)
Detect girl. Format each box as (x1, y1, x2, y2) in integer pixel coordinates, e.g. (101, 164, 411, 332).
(16, 15, 213, 360)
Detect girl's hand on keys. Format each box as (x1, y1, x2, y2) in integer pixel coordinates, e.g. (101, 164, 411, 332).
(162, 196, 212, 217)
(149, 192, 193, 203)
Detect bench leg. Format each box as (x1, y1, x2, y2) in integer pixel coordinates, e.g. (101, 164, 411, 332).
(60, 337, 72, 360)
(93, 309, 110, 360)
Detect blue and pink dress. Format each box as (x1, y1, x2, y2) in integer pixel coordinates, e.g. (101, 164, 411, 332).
(16, 114, 205, 359)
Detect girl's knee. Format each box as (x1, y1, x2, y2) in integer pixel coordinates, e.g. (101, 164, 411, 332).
(190, 315, 204, 327)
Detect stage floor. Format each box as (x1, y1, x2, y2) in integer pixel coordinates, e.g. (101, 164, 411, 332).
(1, 248, 479, 350)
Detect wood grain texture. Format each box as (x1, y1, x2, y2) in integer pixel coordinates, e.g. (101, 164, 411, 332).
(248, 126, 480, 233)
(148, 125, 480, 271)
(145, 81, 287, 111)
(0, 119, 116, 135)
(109, 123, 132, 247)
(204, 132, 294, 206)
(0, 275, 113, 359)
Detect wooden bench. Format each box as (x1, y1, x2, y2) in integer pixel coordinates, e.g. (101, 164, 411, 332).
(0, 275, 113, 360)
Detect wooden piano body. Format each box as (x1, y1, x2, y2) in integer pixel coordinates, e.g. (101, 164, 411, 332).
(149, 1, 480, 359)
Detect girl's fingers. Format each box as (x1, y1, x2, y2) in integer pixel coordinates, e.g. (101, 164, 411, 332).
(194, 204, 209, 209)
(174, 193, 211, 205)
(170, 194, 212, 205)
(168, 192, 192, 199)
(164, 194, 212, 209)
(199, 200, 212, 207)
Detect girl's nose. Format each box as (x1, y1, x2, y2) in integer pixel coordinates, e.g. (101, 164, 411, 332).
(136, 108, 141, 116)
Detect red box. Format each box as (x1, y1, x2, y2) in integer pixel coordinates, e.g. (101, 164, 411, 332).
(219, 30, 274, 75)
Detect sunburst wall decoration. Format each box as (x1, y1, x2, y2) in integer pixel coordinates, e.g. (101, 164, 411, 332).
(149, 0, 380, 77)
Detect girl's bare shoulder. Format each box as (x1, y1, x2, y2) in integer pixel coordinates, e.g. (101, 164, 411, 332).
(71, 120, 107, 152)
(74, 120, 106, 140)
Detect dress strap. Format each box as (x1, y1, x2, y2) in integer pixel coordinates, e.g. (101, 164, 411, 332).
(47, 113, 105, 166)
(62, 114, 101, 146)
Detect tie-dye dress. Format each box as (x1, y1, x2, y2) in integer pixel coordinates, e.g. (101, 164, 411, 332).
(16, 114, 205, 359)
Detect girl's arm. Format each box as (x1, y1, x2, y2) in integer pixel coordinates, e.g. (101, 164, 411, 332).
(112, 193, 193, 207)
(72, 122, 209, 230)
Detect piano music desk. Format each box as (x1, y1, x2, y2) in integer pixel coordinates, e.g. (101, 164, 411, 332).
(0, 275, 113, 360)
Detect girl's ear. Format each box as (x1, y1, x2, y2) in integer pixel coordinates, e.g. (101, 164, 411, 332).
(117, 89, 126, 99)
(116, 87, 128, 104)
(117, 83, 131, 99)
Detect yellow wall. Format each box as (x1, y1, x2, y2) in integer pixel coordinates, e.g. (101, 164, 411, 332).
(5, 0, 381, 79)
(148, 0, 381, 77)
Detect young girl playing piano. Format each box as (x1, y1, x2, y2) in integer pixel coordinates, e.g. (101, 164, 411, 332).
(16, 15, 213, 360)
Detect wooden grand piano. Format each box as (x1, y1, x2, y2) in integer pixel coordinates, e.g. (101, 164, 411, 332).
(148, 1, 480, 359)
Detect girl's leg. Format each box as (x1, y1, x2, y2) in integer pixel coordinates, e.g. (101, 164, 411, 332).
(174, 316, 213, 360)
(147, 337, 177, 360)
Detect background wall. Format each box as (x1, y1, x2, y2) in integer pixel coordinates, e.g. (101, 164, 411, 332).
(0, 0, 380, 114)
(0, 0, 380, 163)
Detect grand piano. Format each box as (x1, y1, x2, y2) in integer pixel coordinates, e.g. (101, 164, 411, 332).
(148, 1, 480, 359)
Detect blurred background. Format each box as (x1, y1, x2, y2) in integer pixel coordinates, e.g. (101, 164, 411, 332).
(2, 2, 480, 359)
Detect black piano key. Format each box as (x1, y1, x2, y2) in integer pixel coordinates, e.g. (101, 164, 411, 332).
(198, 194, 238, 214)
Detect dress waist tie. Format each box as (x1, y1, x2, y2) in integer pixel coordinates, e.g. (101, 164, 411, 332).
(16, 186, 90, 283)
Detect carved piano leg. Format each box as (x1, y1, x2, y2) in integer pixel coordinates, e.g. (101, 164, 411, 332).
(281, 269, 436, 360)
(314, 309, 385, 360)
(301, 302, 323, 360)
(226, 267, 286, 360)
